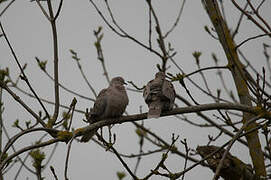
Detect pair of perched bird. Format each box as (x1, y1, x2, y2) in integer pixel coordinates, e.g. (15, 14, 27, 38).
(81, 71, 176, 142)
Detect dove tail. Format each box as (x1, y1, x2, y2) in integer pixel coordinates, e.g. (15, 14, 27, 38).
(80, 128, 98, 143)
(148, 101, 162, 119)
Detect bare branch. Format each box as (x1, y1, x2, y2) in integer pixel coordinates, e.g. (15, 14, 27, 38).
(0, 21, 50, 121)
(77, 102, 264, 140)
(45, 0, 61, 127)
(231, 0, 271, 36)
(236, 33, 271, 49)
(164, 0, 186, 39)
(0, 0, 15, 17)
(0, 138, 61, 171)
(0, 80, 46, 127)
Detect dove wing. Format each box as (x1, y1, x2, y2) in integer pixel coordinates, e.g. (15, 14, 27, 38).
(91, 88, 108, 117)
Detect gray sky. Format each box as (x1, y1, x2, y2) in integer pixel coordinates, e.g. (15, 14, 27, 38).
(1, 0, 271, 179)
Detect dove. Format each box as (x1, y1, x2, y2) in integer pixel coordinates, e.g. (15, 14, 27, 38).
(143, 71, 175, 118)
(81, 76, 129, 142)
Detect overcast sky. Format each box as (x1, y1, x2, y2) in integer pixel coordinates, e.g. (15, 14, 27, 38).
(1, 0, 271, 179)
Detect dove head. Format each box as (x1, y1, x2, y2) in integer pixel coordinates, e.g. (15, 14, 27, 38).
(155, 71, 166, 80)
(110, 76, 127, 88)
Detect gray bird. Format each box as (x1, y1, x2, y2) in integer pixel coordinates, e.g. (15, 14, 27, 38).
(81, 76, 129, 142)
(143, 72, 175, 118)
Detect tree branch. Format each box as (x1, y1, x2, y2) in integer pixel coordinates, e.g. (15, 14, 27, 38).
(76, 102, 264, 138)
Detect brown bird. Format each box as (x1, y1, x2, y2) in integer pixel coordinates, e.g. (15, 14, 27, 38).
(143, 72, 175, 118)
(81, 76, 129, 142)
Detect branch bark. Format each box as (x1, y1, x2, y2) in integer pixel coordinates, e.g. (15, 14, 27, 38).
(203, 0, 266, 177)
(76, 102, 266, 138)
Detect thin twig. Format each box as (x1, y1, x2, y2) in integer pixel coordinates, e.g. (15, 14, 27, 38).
(232, 2, 249, 39)
(119, 148, 166, 158)
(146, 0, 168, 71)
(96, 134, 139, 180)
(69, 50, 98, 98)
(89, 0, 163, 59)
(67, 98, 76, 130)
(10, 82, 85, 114)
(50, 166, 59, 180)
(133, 122, 145, 175)
(142, 135, 179, 179)
(0, 21, 50, 122)
(246, 0, 271, 31)
(46, 0, 60, 126)
(236, 33, 271, 49)
(175, 122, 265, 179)
(195, 62, 215, 97)
(170, 56, 230, 103)
(148, 4, 152, 49)
(217, 69, 238, 102)
(0, 127, 58, 163)
(263, 43, 271, 81)
(231, 0, 270, 36)
(1, 122, 36, 177)
(256, 0, 266, 12)
(0, 80, 46, 127)
(238, 49, 271, 88)
(207, 131, 223, 146)
(185, 66, 228, 78)
(181, 139, 190, 180)
(64, 136, 75, 180)
(40, 69, 94, 101)
(0, 0, 16, 17)
(93, 28, 110, 83)
(14, 154, 34, 179)
(54, 0, 63, 20)
(43, 143, 59, 169)
(0, 86, 3, 157)
(132, 122, 206, 165)
(164, 0, 186, 39)
(212, 115, 261, 180)
(175, 94, 250, 147)
(35, 0, 50, 21)
(0, 138, 61, 171)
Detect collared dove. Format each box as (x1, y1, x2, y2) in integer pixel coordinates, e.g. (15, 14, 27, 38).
(143, 72, 175, 118)
(81, 76, 129, 142)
